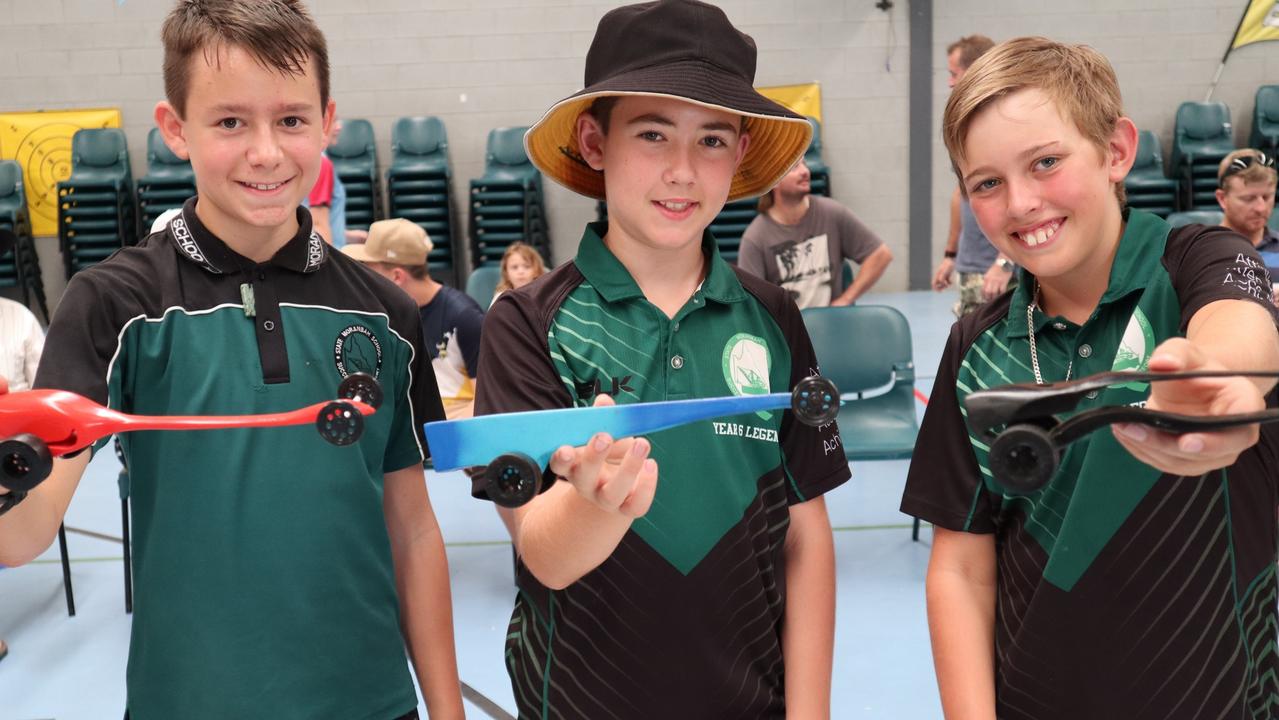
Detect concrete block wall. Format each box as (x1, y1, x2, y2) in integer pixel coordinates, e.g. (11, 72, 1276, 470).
(0, 0, 1274, 309)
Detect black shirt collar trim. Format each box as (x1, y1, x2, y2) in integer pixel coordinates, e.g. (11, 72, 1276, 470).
(169, 197, 327, 275)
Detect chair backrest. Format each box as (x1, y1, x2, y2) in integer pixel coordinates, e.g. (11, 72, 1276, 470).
(328, 118, 376, 160)
(1132, 130, 1164, 172)
(1166, 210, 1224, 228)
(805, 116, 822, 157)
(464, 264, 502, 307)
(72, 128, 128, 169)
(0, 160, 20, 199)
(1176, 102, 1231, 141)
(392, 116, 447, 156)
(801, 305, 914, 394)
(146, 127, 185, 167)
(488, 127, 531, 167)
(1259, 85, 1279, 123)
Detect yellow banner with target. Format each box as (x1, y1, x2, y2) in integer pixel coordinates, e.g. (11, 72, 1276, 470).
(757, 83, 822, 124)
(0, 108, 121, 236)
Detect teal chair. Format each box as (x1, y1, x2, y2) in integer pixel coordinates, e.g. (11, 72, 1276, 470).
(389, 116, 450, 179)
(1270, 206, 1278, 231)
(328, 119, 381, 229)
(1250, 85, 1279, 155)
(1166, 210, 1224, 228)
(465, 264, 501, 307)
(1124, 131, 1178, 217)
(801, 305, 923, 539)
(66, 127, 132, 189)
(1170, 102, 1235, 209)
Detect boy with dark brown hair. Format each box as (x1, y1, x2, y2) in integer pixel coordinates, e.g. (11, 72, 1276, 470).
(0, 2, 463, 718)
(476, 1, 849, 717)
(903, 36, 1279, 718)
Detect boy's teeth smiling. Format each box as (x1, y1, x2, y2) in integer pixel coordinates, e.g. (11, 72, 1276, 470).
(1015, 219, 1062, 247)
(243, 181, 284, 191)
(658, 200, 692, 211)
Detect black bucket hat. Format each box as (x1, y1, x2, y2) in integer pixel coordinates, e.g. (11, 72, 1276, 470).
(524, 0, 813, 202)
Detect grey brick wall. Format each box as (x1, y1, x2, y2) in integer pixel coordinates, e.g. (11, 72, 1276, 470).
(1, 0, 1274, 307)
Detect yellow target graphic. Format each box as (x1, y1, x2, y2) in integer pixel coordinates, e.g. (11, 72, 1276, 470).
(0, 108, 121, 236)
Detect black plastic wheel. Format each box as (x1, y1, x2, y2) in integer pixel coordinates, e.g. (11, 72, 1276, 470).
(0, 433, 54, 493)
(988, 424, 1059, 494)
(791, 376, 841, 427)
(338, 372, 383, 410)
(316, 401, 365, 446)
(485, 452, 542, 508)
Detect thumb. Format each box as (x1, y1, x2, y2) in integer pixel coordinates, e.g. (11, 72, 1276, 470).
(1147, 338, 1205, 373)
(592, 392, 616, 408)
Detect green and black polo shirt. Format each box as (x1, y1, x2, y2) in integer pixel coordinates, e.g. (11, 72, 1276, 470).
(473, 222, 850, 719)
(35, 198, 443, 720)
(902, 210, 1279, 720)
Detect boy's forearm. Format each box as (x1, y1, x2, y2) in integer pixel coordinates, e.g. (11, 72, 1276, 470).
(514, 480, 634, 590)
(383, 467, 464, 719)
(0, 452, 90, 566)
(1187, 299, 1279, 394)
(926, 529, 998, 720)
(782, 498, 835, 719)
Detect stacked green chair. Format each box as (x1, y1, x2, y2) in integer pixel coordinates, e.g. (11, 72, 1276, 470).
(328, 119, 381, 230)
(803, 116, 831, 196)
(801, 305, 923, 539)
(1170, 102, 1235, 210)
(1124, 131, 1179, 217)
(136, 128, 195, 234)
(1166, 209, 1224, 228)
(1270, 206, 1278, 231)
(387, 116, 458, 280)
(56, 128, 136, 279)
(708, 197, 761, 263)
(0, 161, 49, 322)
(464, 264, 501, 308)
(1250, 85, 1279, 156)
(468, 127, 549, 266)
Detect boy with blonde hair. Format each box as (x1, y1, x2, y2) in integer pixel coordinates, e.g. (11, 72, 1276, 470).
(0, 1, 463, 717)
(902, 36, 1279, 718)
(475, 1, 849, 716)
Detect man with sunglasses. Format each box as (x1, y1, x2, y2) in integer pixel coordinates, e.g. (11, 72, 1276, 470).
(1217, 149, 1278, 303)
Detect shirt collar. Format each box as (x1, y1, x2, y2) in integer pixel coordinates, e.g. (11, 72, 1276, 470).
(169, 197, 328, 275)
(572, 221, 747, 305)
(1007, 209, 1169, 338)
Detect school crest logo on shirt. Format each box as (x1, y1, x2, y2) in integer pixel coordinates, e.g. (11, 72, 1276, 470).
(1110, 307, 1155, 391)
(334, 324, 383, 378)
(722, 333, 772, 419)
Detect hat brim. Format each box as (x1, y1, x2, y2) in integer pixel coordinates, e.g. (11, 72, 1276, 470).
(525, 59, 813, 202)
(340, 243, 379, 263)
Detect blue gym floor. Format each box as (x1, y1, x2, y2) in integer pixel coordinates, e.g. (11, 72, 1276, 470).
(0, 289, 955, 720)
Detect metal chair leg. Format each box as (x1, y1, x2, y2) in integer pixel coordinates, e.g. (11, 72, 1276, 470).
(911, 517, 921, 542)
(58, 523, 75, 616)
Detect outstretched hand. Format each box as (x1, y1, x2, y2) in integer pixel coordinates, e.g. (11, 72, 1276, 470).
(1111, 338, 1267, 476)
(547, 393, 658, 518)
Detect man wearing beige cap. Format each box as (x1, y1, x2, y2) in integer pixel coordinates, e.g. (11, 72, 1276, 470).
(345, 219, 484, 418)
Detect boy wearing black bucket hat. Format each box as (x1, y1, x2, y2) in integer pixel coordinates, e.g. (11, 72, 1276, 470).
(473, 1, 850, 717)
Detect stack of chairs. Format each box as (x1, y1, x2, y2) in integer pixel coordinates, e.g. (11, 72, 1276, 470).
(57, 128, 136, 279)
(0, 160, 48, 322)
(1124, 131, 1179, 218)
(708, 198, 760, 263)
(1170, 102, 1235, 211)
(387, 116, 458, 282)
(1166, 210, 1224, 228)
(468, 127, 549, 267)
(136, 128, 195, 234)
(1251, 85, 1279, 156)
(328, 119, 381, 231)
(803, 116, 831, 196)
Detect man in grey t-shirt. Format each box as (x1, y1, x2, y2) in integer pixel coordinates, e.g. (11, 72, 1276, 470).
(738, 159, 893, 309)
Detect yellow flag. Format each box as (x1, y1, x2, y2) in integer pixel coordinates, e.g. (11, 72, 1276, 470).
(1231, 0, 1279, 51)
(757, 83, 822, 124)
(0, 108, 122, 236)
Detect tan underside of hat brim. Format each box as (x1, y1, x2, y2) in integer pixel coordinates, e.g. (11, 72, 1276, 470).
(524, 91, 813, 203)
(340, 244, 379, 263)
